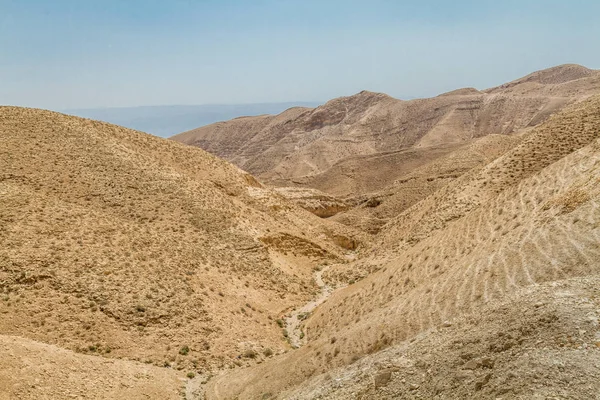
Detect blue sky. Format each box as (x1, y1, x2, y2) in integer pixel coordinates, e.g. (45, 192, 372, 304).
(2, 0, 600, 109)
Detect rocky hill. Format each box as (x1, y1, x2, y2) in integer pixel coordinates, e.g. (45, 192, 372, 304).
(172, 64, 600, 199)
(199, 95, 600, 399)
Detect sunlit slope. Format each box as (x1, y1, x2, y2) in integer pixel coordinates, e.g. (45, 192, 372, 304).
(0, 334, 183, 400)
(174, 64, 600, 197)
(201, 95, 600, 399)
(0, 106, 357, 373)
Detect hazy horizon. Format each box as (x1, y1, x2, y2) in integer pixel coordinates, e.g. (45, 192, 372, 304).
(61, 101, 323, 137)
(2, 1, 600, 111)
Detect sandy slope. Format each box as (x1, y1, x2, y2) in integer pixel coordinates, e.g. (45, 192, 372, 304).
(0, 106, 360, 375)
(283, 275, 600, 399)
(0, 335, 183, 400)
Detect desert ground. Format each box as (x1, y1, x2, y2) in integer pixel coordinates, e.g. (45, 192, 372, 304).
(2, 64, 600, 399)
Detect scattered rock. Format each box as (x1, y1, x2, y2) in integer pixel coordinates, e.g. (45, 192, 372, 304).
(374, 370, 393, 388)
(480, 357, 495, 369)
(475, 373, 492, 391)
(454, 370, 474, 381)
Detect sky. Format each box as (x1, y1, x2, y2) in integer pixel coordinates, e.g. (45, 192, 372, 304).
(1, 0, 600, 110)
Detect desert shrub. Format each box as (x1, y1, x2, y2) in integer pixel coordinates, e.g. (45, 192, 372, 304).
(243, 349, 257, 358)
(263, 348, 273, 357)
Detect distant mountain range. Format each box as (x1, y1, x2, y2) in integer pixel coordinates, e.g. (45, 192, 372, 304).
(173, 64, 600, 200)
(62, 102, 321, 137)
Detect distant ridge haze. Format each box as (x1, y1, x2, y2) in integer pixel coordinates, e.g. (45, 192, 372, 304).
(62, 102, 322, 137)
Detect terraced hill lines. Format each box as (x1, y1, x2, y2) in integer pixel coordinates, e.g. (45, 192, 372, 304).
(288, 141, 469, 197)
(173, 64, 600, 199)
(200, 95, 600, 400)
(283, 275, 600, 399)
(374, 95, 600, 256)
(330, 133, 522, 234)
(0, 106, 360, 377)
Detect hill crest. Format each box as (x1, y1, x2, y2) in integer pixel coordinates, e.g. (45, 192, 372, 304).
(172, 64, 600, 199)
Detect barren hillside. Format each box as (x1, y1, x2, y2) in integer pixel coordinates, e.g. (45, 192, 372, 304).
(331, 133, 522, 233)
(173, 64, 600, 198)
(199, 95, 600, 399)
(0, 107, 362, 389)
(0, 335, 184, 399)
(283, 275, 600, 399)
(4, 68, 600, 400)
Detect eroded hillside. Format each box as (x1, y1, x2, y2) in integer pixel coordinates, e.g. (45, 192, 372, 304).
(3, 66, 600, 400)
(283, 276, 600, 399)
(199, 95, 600, 399)
(0, 107, 361, 385)
(173, 64, 600, 199)
(330, 133, 522, 233)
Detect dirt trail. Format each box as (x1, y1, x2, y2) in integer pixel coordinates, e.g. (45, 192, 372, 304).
(185, 266, 341, 398)
(285, 266, 337, 348)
